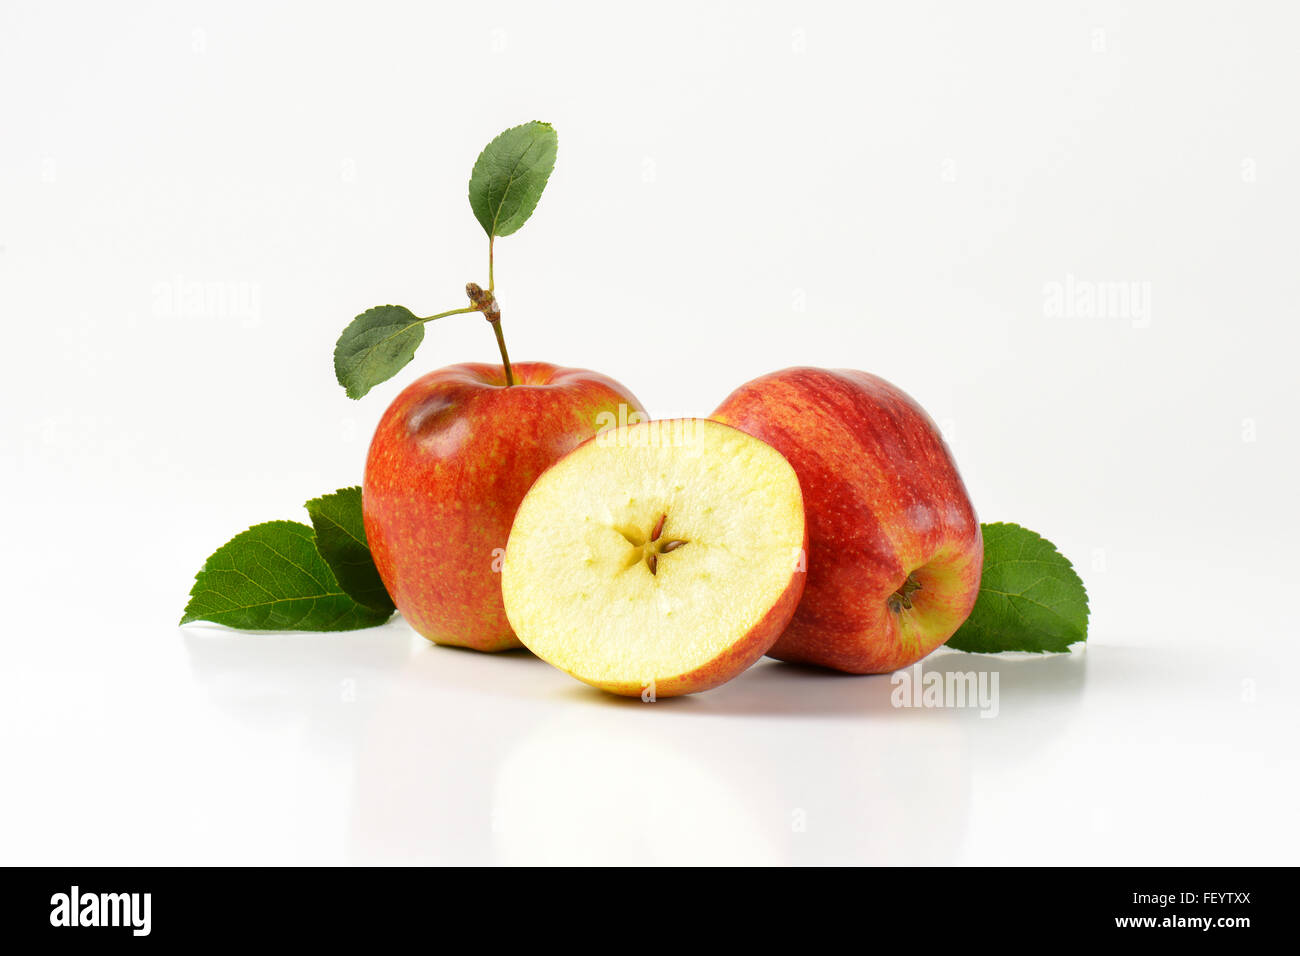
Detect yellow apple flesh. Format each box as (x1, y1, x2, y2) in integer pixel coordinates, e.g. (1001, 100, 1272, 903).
(502, 419, 807, 697)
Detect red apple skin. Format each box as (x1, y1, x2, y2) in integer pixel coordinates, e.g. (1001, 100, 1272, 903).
(364, 362, 644, 651)
(713, 367, 982, 673)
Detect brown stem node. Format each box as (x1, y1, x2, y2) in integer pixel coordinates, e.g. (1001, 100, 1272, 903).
(465, 282, 500, 322)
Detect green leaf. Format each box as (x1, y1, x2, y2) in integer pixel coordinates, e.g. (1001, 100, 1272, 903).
(305, 487, 395, 614)
(945, 522, 1089, 654)
(334, 304, 424, 400)
(180, 521, 393, 631)
(468, 121, 558, 238)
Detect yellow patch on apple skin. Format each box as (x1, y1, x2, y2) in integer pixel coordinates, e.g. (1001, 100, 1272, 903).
(502, 419, 806, 697)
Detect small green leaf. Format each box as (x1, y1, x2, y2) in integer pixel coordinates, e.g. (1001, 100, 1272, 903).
(334, 304, 424, 399)
(946, 522, 1089, 654)
(180, 521, 392, 631)
(305, 487, 395, 614)
(468, 121, 558, 238)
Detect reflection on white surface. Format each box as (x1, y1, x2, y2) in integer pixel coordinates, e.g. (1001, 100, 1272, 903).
(342, 642, 983, 865)
(0, 614, 1295, 864)
(490, 714, 781, 865)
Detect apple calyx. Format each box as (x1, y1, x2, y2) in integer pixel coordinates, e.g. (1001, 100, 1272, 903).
(619, 512, 689, 576)
(887, 572, 924, 613)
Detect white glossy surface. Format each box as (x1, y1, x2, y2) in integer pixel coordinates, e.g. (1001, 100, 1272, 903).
(2, 2, 1297, 865)
(2, 614, 1294, 865)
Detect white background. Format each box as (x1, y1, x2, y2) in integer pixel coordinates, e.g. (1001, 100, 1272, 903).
(2, 1, 1297, 864)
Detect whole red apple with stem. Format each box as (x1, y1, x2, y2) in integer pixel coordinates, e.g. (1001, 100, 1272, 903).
(713, 367, 982, 673)
(365, 354, 644, 651)
(332, 122, 646, 649)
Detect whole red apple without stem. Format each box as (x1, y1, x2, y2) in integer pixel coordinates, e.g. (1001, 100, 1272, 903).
(712, 367, 982, 673)
(364, 362, 644, 651)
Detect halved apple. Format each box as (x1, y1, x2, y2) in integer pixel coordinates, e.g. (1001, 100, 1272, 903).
(502, 418, 807, 697)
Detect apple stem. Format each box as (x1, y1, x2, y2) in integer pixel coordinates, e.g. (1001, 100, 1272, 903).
(491, 317, 515, 387)
(465, 282, 515, 386)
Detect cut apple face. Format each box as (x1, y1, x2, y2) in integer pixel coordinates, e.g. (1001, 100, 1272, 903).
(502, 419, 807, 697)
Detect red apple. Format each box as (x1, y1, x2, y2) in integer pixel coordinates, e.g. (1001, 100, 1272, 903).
(364, 362, 644, 651)
(712, 367, 982, 673)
